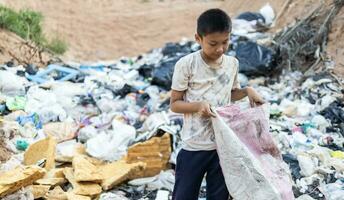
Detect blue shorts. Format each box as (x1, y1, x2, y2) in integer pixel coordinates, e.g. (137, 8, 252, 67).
(172, 149, 230, 200)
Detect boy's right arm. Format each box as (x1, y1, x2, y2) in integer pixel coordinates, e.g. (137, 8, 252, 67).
(170, 90, 216, 118)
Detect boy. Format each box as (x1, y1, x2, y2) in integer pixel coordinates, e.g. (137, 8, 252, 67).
(170, 9, 264, 200)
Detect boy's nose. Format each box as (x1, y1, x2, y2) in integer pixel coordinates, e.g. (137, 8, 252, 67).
(216, 48, 224, 54)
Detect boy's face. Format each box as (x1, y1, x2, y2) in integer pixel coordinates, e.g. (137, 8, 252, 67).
(195, 31, 230, 61)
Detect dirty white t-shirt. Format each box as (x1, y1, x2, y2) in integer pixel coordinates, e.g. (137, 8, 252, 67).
(171, 50, 240, 151)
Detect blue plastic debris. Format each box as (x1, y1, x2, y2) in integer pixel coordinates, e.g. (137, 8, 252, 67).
(79, 65, 105, 72)
(16, 139, 29, 151)
(16, 113, 42, 129)
(0, 104, 6, 114)
(26, 64, 79, 84)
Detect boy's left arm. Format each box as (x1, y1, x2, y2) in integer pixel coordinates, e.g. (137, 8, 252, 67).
(230, 62, 264, 107)
(231, 87, 265, 107)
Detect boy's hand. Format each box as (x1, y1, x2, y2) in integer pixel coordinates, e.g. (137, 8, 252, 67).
(246, 87, 265, 107)
(198, 102, 216, 118)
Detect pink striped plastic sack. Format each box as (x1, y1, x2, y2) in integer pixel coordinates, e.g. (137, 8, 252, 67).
(212, 103, 294, 200)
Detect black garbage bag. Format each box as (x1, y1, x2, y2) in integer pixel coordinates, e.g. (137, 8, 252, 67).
(320, 100, 344, 136)
(320, 101, 344, 124)
(282, 153, 302, 181)
(16, 70, 26, 77)
(162, 42, 194, 57)
(25, 64, 38, 75)
(113, 84, 138, 98)
(233, 41, 274, 76)
(151, 58, 179, 90)
(136, 93, 150, 107)
(138, 64, 154, 79)
(236, 12, 265, 23)
(5, 60, 15, 67)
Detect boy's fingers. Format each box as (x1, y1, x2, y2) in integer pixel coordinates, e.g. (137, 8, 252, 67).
(249, 98, 254, 107)
(206, 107, 216, 118)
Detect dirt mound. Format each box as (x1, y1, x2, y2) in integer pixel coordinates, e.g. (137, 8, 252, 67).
(0, 138, 11, 162)
(1, 0, 343, 77)
(1, 0, 286, 62)
(0, 29, 53, 67)
(327, 7, 344, 76)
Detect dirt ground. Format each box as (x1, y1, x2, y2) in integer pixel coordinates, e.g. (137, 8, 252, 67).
(1, 0, 343, 77)
(0, 138, 11, 162)
(0, 0, 287, 61)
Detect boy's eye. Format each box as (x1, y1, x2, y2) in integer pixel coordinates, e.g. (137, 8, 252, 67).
(210, 43, 217, 46)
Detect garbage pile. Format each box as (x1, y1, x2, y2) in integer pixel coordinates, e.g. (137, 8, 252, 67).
(0, 2, 344, 200)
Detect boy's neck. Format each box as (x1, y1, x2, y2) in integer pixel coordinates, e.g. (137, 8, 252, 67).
(200, 50, 223, 67)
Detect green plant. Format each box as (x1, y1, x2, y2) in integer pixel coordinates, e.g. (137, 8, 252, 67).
(45, 37, 68, 55)
(0, 6, 68, 55)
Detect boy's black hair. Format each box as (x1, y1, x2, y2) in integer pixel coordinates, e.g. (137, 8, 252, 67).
(197, 8, 232, 37)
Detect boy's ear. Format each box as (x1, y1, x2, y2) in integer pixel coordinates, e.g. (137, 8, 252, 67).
(195, 33, 202, 44)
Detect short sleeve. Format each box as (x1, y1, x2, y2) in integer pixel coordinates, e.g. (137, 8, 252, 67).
(232, 58, 241, 90)
(171, 58, 189, 91)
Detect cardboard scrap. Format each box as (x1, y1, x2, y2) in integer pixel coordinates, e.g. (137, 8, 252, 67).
(43, 122, 77, 142)
(45, 168, 65, 178)
(56, 143, 104, 166)
(24, 136, 57, 170)
(63, 168, 102, 196)
(72, 155, 102, 182)
(31, 185, 50, 199)
(35, 178, 66, 186)
(66, 192, 91, 200)
(0, 165, 46, 197)
(126, 133, 171, 177)
(99, 159, 146, 191)
(44, 186, 67, 200)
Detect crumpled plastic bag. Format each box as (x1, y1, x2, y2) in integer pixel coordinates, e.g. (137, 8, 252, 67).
(319, 181, 344, 200)
(212, 103, 294, 200)
(25, 86, 67, 124)
(78, 125, 98, 143)
(16, 113, 42, 129)
(5, 96, 26, 111)
(86, 119, 136, 161)
(43, 122, 78, 142)
(99, 193, 129, 200)
(128, 170, 175, 191)
(0, 71, 26, 96)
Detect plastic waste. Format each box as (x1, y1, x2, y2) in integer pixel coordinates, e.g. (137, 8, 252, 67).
(295, 194, 315, 200)
(1, 186, 34, 200)
(282, 153, 302, 181)
(311, 115, 330, 132)
(128, 170, 175, 191)
(155, 190, 169, 200)
(5, 96, 26, 111)
(99, 193, 129, 200)
(0, 104, 6, 114)
(26, 64, 79, 84)
(319, 180, 344, 200)
(259, 3, 275, 25)
(16, 113, 42, 129)
(56, 139, 78, 158)
(151, 58, 179, 90)
(291, 132, 314, 151)
(331, 151, 344, 159)
(0, 71, 26, 96)
(297, 154, 318, 177)
(86, 120, 136, 161)
(15, 139, 28, 151)
(25, 87, 67, 123)
(233, 41, 274, 76)
(236, 12, 265, 23)
(78, 125, 98, 143)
